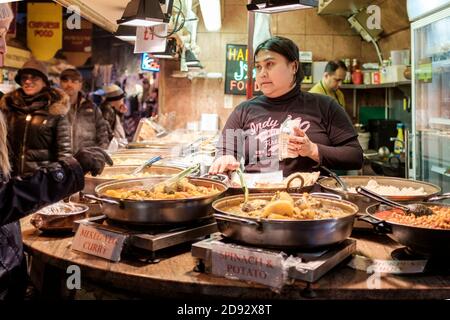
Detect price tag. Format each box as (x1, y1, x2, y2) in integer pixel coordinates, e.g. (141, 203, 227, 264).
(134, 24, 168, 54)
(348, 255, 427, 274)
(211, 241, 285, 289)
(72, 224, 127, 262)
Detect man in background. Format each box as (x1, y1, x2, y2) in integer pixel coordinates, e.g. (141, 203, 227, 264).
(309, 60, 347, 108)
(60, 68, 110, 153)
(100, 84, 128, 148)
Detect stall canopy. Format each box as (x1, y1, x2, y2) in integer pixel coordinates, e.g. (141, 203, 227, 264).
(54, 0, 129, 33)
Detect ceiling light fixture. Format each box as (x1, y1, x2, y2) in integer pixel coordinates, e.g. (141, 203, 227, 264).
(199, 0, 221, 31)
(117, 0, 173, 27)
(247, 0, 318, 14)
(114, 25, 137, 42)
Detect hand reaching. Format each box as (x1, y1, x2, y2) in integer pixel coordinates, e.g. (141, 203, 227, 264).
(74, 147, 113, 176)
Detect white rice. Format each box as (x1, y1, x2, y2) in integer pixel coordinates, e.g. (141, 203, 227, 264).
(347, 179, 427, 196)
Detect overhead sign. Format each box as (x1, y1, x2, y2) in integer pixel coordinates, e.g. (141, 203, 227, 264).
(7, 2, 18, 37)
(27, 3, 62, 61)
(225, 44, 261, 95)
(134, 24, 168, 54)
(141, 53, 160, 72)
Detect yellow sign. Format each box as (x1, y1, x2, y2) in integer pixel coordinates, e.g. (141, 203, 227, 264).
(4, 46, 31, 69)
(27, 3, 62, 61)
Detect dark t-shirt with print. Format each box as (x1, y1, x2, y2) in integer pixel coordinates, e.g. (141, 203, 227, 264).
(217, 86, 363, 176)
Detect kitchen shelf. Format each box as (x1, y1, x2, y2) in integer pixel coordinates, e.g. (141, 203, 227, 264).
(339, 81, 411, 89)
(429, 117, 450, 126)
(301, 81, 411, 90)
(431, 165, 450, 177)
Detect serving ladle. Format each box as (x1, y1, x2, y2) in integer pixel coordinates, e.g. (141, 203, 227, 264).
(235, 168, 249, 205)
(356, 186, 434, 217)
(320, 165, 348, 191)
(130, 155, 162, 175)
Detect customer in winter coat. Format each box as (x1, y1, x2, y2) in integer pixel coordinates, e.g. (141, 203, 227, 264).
(0, 59, 72, 176)
(0, 108, 113, 300)
(0, 2, 113, 301)
(100, 84, 128, 148)
(59, 68, 109, 153)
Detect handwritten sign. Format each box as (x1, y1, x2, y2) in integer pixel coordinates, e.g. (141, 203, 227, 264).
(211, 241, 285, 289)
(72, 224, 127, 262)
(134, 25, 168, 54)
(225, 44, 261, 96)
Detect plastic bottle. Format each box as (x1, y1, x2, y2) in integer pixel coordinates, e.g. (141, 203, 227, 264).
(394, 123, 404, 155)
(344, 59, 352, 84)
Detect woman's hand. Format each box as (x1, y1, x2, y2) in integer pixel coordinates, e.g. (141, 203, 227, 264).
(209, 155, 240, 174)
(287, 127, 320, 163)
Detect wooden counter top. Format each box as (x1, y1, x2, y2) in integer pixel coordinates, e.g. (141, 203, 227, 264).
(21, 217, 450, 300)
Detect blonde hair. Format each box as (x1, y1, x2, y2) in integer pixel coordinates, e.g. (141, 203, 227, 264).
(0, 110, 11, 177)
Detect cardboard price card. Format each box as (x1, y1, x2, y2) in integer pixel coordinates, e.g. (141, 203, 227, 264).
(211, 241, 285, 289)
(72, 224, 127, 262)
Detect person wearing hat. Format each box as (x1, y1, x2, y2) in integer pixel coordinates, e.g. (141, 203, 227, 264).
(100, 84, 128, 145)
(0, 58, 72, 176)
(59, 68, 109, 153)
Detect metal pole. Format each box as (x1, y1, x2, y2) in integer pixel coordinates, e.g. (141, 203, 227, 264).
(246, 1, 255, 99)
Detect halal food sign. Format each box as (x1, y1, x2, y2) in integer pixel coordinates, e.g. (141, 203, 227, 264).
(225, 44, 261, 95)
(27, 3, 62, 61)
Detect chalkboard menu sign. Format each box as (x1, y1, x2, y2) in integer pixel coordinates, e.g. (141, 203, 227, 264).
(225, 44, 261, 95)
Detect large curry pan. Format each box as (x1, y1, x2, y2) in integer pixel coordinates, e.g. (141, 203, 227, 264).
(361, 202, 450, 256)
(212, 193, 358, 249)
(84, 177, 228, 225)
(83, 165, 183, 194)
(319, 176, 442, 214)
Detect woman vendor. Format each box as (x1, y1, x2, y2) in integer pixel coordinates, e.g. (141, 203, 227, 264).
(209, 36, 363, 176)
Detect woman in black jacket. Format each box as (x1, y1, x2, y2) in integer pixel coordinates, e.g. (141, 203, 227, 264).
(0, 110, 112, 300)
(0, 59, 72, 176)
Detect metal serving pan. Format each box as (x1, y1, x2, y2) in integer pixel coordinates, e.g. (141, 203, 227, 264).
(213, 193, 358, 249)
(85, 177, 228, 225)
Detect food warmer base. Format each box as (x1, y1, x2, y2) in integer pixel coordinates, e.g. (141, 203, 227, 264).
(73, 215, 218, 263)
(191, 234, 356, 284)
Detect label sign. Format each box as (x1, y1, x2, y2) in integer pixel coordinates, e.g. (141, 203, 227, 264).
(225, 44, 261, 96)
(27, 3, 62, 61)
(141, 53, 160, 72)
(348, 255, 427, 274)
(134, 24, 168, 54)
(72, 224, 127, 262)
(211, 241, 285, 289)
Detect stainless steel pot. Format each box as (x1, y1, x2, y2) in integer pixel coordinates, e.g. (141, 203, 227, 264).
(83, 165, 183, 194)
(85, 177, 228, 225)
(319, 176, 442, 214)
(212, 193, 359, 249)
(361, 202, 450, 256)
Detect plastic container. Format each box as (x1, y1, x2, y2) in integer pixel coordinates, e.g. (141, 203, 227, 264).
(393, 123, 404, 155)
(358, 132, 371, 151)
(352, 70, 363, 85)
(363, 71, 371, 85)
